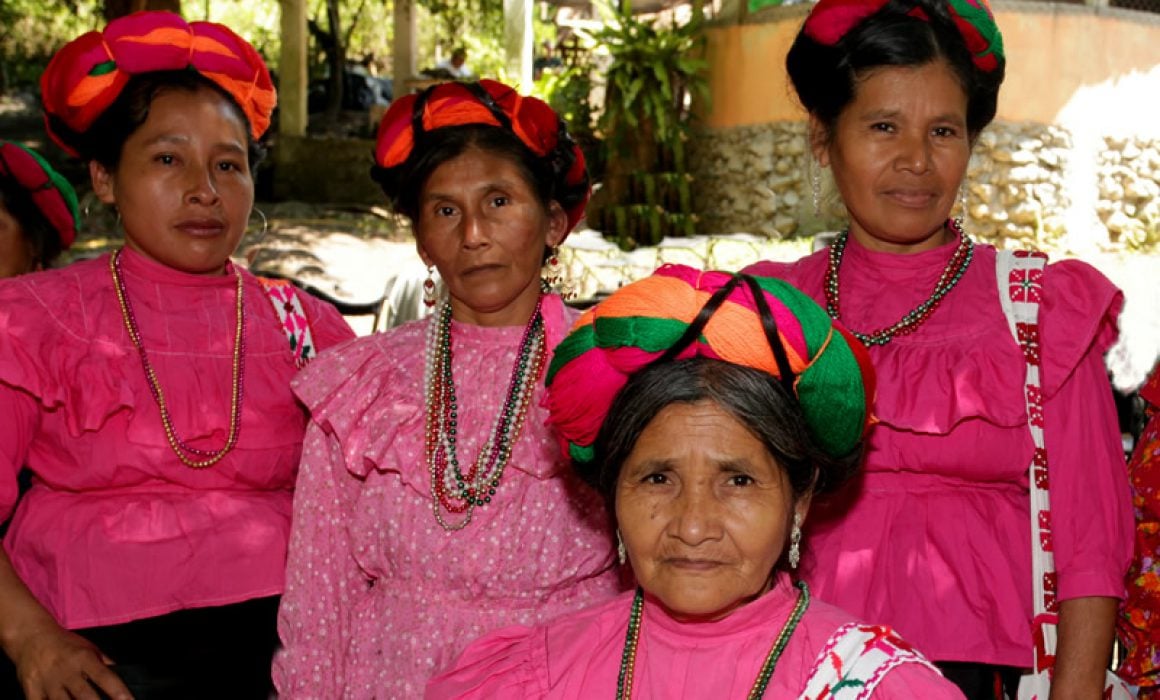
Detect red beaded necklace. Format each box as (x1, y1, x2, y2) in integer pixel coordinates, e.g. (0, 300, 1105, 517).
(423, 298, 547, 531)
(109, 249, 246, 469)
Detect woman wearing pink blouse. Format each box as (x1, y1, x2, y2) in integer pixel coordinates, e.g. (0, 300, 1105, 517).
(744, 0, 1132, 697)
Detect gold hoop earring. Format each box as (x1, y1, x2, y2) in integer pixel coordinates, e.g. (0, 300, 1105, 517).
(788, 511, 804, 570)
(249, 207, 269, 243)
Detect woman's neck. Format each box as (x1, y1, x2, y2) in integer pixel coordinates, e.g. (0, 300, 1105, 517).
(847, 222, 954, 255)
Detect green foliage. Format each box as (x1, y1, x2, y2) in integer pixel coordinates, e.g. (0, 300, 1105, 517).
(0, 0, 104, 90)
(583, 1, 709, 250)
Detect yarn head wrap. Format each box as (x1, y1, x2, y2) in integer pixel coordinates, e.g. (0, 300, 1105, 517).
(373, 79, 590, 234)
(40, 11, 276, 156)
(546, 264, 876, 465)
(0, 141, 80, 249)
(803, 0, 1004, 72)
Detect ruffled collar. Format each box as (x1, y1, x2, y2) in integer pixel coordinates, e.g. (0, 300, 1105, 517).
(117, 245, 240, 288)
(641, 572, 802, 642)
(447, 294, 572, 349)
(842, 228, 964, 276)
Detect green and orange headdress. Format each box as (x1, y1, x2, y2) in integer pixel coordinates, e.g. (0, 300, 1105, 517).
(0, 141, 80, 249)
(40, 11, 276, 156)
(546, 264, 876, 464)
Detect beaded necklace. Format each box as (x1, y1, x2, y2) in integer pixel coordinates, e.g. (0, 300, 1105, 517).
(109, 249, 246, 469)
(424, 298, 547, 531)
(824, 220, 973, 347)
(617, 581, 810, 700)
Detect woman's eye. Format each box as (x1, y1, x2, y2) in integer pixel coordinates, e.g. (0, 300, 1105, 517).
(217, 160, 243, 172)
(155, 154, 176, 165)
(728, 474, 755, 487)
(870, 122, 894, 133)
(933, 126, 958, 138)
(642, 473, 668, 485)
(436, 206, 457, 217)
(490, 195, 510, 208)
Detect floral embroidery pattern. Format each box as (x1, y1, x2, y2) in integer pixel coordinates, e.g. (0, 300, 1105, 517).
(801, 623, 936, 699)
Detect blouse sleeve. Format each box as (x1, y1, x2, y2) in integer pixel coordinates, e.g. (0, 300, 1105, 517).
(297, 292, 357, 352)
(1040, 259, 1133, 601)
(0, 385, 39, 523)
(424, 625, 545, 700)
(273, 422, 368, 698)
(870, 664, 967, 699)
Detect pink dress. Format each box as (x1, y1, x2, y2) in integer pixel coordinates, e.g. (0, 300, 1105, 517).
(426, 572, 964, 699)
(273, 294, 621, 698)
(744, 235, 1133, 667)
(0, 247, 354, 629)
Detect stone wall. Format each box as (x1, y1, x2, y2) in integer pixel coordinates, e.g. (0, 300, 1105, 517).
(689, 120, 1160, 251)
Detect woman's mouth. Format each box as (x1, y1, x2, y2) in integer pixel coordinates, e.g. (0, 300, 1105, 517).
(175, 218, 227, 237)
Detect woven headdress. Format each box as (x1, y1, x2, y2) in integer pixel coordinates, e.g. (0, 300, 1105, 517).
(0, 141, 80, 248)
(373, 79, 590, 234)
(41, 11, 276, 156)
(803, 0, 1004, 72)
(546, 264, 876, 464)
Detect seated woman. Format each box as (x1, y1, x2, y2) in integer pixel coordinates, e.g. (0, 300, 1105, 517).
(0, 12, 353, 700)
(0, 140, 78, 277)
(274, 79, 620, 698)
(427, 264, 963, 698)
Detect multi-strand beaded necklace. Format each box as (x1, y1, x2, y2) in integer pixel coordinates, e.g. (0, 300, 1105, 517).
(824, 220, 973, 347)
(424, 297, 547, 531)
(109, 249, 246, 469)
(616, 581, 811, 699)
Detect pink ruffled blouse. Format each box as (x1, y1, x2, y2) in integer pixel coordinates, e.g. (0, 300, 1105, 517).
(744, 235, 1133, 667)
(0, 247, 354, 629)
(273, 294, 622, 698)
(426, 572, 964, 698)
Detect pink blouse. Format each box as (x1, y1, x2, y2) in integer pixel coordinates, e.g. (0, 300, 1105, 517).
(744, 235, 1133, 666)
(273, 294, 622, 698)
(0, 247, 354, 629)
(427, 572, 964, 698)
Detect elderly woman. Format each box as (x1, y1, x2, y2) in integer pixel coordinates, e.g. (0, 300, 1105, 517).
(426, 264, 963, 698)
(0, 12, 353, 699)
(274, 79, 621, 697)
(743, 0, 1132, 697)
(0, 141, 78, 277)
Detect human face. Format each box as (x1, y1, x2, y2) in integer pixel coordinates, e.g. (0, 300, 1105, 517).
(815, 60, 970, 253)
(416, 146, 568, 327)
(615, 400, 809, 622)
(91, 86, 253, 275)
(0, 205, 36, 277)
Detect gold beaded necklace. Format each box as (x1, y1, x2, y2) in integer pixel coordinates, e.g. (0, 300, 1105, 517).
(109, 249, 246, 469)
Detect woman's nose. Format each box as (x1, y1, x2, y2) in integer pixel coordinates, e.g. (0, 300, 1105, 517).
(185, 166, 221, 205)
(461, 212, 489, 248)
(670, 484, 723, 546)
(895, 132, 932, 173)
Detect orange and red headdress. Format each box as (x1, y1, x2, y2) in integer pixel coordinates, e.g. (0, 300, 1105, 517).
(40, 11, 275, 156)
(373, 79, 590, 234)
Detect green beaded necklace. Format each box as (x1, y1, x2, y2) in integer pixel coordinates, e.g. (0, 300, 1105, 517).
(616, 581, 811, 699)
(824, 220, 973, 347)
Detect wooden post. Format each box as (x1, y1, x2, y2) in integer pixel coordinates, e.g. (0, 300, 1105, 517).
(278, 0, 308, 137)
(394, 0, 417, 93)
(503, 0, 533, 91)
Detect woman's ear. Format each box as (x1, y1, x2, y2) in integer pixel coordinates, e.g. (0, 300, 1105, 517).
(89, 160, 116, 205)
(544, 201, 569, 248)
(808, 115, 830, 168)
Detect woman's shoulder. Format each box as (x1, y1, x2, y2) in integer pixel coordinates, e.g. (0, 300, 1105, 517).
(293, 318, 428, 405)
(425, 592, 633, 700)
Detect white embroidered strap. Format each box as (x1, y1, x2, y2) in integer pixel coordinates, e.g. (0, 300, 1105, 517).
(799, 623, 938, 699)
(996, 249, 1058, 673)
(258, 277, 318, 368)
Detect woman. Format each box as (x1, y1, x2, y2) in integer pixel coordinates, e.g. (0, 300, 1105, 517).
(427, 264, 962, 698)
(0, 140, 78, 277)
(274, 79, 621, 697)
(0, 12, 353, 699)
(1119, 362, 1160, 695)
(743, 0, 1132, 697)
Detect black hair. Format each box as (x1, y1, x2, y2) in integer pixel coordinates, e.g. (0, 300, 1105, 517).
(787, 0, 1005, 142)
(577, 357, 863, 520)
(370, 122, 588, 234)
(47, 70, 266, 170)
(0, 175, 65, 270)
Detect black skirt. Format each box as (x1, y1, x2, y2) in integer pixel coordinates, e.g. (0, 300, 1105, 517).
(0, 596, 280, 700)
